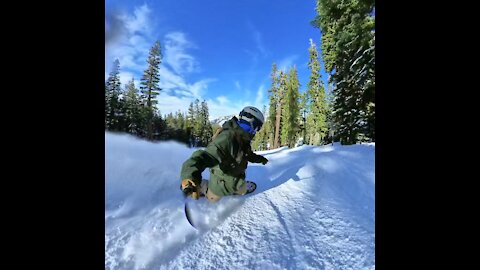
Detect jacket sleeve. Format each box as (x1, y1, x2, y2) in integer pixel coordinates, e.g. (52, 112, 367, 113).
(180, 132, 232, 184)
(246, 145, 267, 163)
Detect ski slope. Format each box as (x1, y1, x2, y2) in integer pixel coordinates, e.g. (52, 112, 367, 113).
(105, 132, 375, 270)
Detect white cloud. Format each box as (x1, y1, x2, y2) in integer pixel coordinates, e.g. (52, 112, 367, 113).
(216, 96, 229, 106)
(188, 79, 213, 98)
(203, 83, 268, 120)
(119, 71, 136, 87)
(207, 98, 243, 120)
(106, 4, 217, 117)
(164, 32, 199, 75)
(158, 67, 188, 91)
(156, 93, 195, 116)
(106, 5, 271, 123)
(122, 4, 151, 35)
(246, 21, 267, 58)
(278, 55, 299, 72)
(253, 30, 266, 56)
(255, 85, 265, 107)
(154, 79, 215, 118)
(158, 65, 215, 98)
(107, 6, 269, 125)
(105, 5, 152, 74)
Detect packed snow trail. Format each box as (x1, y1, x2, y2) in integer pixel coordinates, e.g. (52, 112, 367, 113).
(105, 132, 375, 269)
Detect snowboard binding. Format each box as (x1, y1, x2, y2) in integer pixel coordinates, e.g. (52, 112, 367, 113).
(245, 181, 257, 194)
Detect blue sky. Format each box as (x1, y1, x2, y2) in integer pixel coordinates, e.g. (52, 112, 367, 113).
(105, 0, 329, 120)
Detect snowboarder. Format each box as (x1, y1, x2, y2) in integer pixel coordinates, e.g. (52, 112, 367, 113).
(180, 106, 269, 203)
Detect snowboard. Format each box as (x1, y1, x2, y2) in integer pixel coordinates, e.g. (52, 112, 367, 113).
(184, 181, 257, 230)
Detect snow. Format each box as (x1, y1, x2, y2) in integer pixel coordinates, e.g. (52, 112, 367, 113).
(210, 114, 236, 126)
(105, 132, 375, 270)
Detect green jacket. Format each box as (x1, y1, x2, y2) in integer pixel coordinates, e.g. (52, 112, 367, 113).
(180, 117, 266, 196)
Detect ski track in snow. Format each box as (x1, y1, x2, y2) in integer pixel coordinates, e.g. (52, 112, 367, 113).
(105, 133, 375, 270)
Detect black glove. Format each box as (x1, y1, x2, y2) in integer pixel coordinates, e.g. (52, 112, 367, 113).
(259, 156, 268, 165)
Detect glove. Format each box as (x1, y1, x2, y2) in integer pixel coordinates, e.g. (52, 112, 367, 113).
(259, 156, 268, 165)
(181, 179, 201, 199)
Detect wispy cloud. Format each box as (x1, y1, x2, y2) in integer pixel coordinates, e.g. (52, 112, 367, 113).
(105, 4, 152, 73)
(119, 71, 136, 87)
(122, 4, 151, 35)
(216, 96, 229, 106)
(105, 4, 217, 118)
(247, 21, 268, 58)
(106, 5, 268, 121)
(255, 85, 265, 107)
(278, 55, 299, 71)
(164, 32, 200, 75)
(207, 98, 243, 120)
(105, 10, 126, 48)
(158, 67, 215, 98)
(253, 30, 266, 56)
(156, 93, 195, 116)
(204, 83, 267, 120)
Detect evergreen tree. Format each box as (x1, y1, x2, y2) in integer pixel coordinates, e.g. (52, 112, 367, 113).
(140, 40, 162, 140)
(200, 100, 213, 146)
(299, 91, 308, 144)
(268, 63, 279, 148)
(193, 99, 201, 145)
(123, 78, 141, 134)
(105, 59, 122, 130)
(176, 110, 186, 130)
(325, 88, 335, 144)
(151, 111, 166, 140)
(186, 102, 196, 146)
(312, 0, 375, 144)
(277, 70, 287, 147)
(281, 66, 301, 148)
(306, 39, 328, 145)
(165, 112, 175, 128)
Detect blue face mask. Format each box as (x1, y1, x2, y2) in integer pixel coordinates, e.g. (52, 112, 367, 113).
(238, 120, 257, 135)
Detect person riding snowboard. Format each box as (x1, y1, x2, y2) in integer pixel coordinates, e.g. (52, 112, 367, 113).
(180, 106, 268, 203)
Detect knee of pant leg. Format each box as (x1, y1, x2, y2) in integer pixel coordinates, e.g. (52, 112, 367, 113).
(235, 179, 247, 195)
(206, 189, 221, 203)
(200, 180, 209, 195)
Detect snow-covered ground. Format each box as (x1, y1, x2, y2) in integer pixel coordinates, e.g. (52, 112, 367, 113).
(105, 132, 375, 270)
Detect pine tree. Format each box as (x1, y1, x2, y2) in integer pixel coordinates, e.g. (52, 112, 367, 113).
(140, 40, 162, 140)
(277, 70, 287, 147)
(281, 66, 301, 148)
(268, 63, 279, 148)
(123, 78, 141, 134)
(105, 59, 122, 130)
(299, 91, 308, 144)
(178, 110, 189, 145)
(325, 88, 335, 144)
(193, 99, 201, 146)
(200, 100, 213, 146)
(252, 105, 269, 150)
(186, 102, 195, 146)
(165, 112, 175, 128)
(313, 0, 375, 144)
(306, 39, 328, 145)
(176, 110, 186, 130)
(151, 111, 166, 140)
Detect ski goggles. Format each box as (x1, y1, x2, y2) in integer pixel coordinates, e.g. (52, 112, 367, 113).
(239, 111, 263, 132)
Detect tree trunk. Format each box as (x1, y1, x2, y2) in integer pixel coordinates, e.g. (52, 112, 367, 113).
(274, 103, 281, 148)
